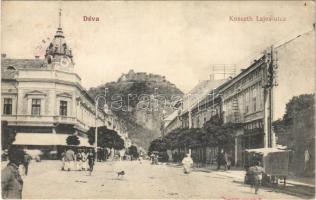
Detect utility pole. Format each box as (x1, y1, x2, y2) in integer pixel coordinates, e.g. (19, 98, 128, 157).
(95, 99, 99, 161)
(188, 94, 192, 128)
(263, 46, 277, 148)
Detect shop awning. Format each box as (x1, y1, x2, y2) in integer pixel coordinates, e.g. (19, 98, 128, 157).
(245, 147, 289, 156)
(13, 133, 92, 147)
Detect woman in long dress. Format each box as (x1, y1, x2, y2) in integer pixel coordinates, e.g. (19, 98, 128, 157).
(81, 150, 88, 171)
(182, 154, 193, 174)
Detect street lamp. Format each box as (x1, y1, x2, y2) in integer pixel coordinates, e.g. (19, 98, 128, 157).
(94, 88, 108, 161)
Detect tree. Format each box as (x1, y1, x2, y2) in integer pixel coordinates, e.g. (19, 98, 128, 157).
(87, 126, 125, 150)
(273, 94, 315, 175)
(149, 115, 239, 157)
(66, 135, 80, 146)
(274, 94, 315, 145)
(203, 116, 240, 152)
(128, 145, 139, 159)
(148, 137, 168, 154)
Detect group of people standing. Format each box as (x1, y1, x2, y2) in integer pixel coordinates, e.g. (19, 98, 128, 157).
(61, 148, 95, 175)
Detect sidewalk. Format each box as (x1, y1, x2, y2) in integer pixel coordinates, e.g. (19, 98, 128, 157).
(192, 164, 315, 187)
(190, 164, 315, 198)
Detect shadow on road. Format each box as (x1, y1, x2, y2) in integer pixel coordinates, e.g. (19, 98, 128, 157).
(233, 180, 314, 199)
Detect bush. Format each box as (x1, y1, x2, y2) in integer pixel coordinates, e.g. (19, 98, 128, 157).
(66, 135, 80, 146)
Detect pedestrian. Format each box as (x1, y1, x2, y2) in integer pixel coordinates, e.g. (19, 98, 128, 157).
(2, 148, 25, 199)
(154, 154, 159, 165)
(61, 150, 66, 171)
(182, 153, 193, 174)
(76, 149, 82, 171)
(138, 156, 143, 164)
(87, 149, 95, 175)
(64, 148, 76, 171)
(224, 152, 231, 170)
(216, 149, 224, 170)
(150, 154, 155, 164)
(22, 153, 32, 176)
(81, 149, 87, 171)
(249, 161, 265, 194)
(304, 148, 311, 172)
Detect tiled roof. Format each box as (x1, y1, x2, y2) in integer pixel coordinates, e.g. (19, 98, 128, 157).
(2, 58, 47, 69)
(1, 58, 48, 79)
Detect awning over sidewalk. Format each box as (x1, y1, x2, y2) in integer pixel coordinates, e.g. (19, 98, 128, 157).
(13, 133, 92, 147)
(245, 147, 289, 156)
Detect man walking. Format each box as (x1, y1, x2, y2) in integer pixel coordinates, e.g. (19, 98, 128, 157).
(22, 153, 32, 176)
(87, 149, 95, 175)
(249, 161, 265, 194)
(2, 148, 25, 199)
(216, 149, 224, 170)
(224, 152, 231, 170)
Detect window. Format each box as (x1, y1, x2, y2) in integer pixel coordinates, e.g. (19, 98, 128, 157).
(60, 100, 68, 116)
(3, 98, 12, 115)
(31, 99, 41, 116)
(253, 97, 257, 112)
(245, 90, 249, 113)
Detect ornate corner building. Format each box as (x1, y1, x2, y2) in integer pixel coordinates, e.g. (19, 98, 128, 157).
(1, 16, 129, 153)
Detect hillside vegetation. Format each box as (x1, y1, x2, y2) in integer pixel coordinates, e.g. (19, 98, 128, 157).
(88, 70, 183, 149)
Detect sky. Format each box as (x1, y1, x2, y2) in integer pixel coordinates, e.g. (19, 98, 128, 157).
(1, 1, 315, 93)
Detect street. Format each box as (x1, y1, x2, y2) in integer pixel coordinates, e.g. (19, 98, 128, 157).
(17, 160, 307, 199)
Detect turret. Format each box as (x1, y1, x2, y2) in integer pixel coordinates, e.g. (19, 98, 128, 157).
(45, 8, 74, 71)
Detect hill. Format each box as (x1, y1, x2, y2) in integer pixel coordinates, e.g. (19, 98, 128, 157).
(88, 70, 184, 150)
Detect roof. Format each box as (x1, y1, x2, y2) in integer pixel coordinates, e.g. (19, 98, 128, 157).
(2, 58, 47, 69)
(13, 133, 92, 147)
(164, 110, 179, 128)
(181, 79, 227, 114)
(1, 58, 48, 80)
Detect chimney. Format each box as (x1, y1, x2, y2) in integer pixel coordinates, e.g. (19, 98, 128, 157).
(1, 53, 6, 59)
(35, 55, 40, 59)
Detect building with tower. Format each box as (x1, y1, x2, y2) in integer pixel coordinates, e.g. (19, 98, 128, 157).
(1, 10, 127, 156)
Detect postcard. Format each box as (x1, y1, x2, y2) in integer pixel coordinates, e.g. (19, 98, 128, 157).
(1, 1, 315, 199)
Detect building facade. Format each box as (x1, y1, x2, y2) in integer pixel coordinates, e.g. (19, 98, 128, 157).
(219, 56, 266, 165)
(1, 20, 128, 154)
(163, 55, 270, 166)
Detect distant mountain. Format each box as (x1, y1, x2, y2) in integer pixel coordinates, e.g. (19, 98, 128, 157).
(88, 69, 184, 150)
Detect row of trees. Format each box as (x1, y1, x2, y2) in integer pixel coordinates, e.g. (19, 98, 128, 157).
(56, 126, 126, 150)
(149, 115, 241, 155)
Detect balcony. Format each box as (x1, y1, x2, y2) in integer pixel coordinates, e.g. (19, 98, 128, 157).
(3, 114, 80, 127)
(53, 116, 77, 124)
